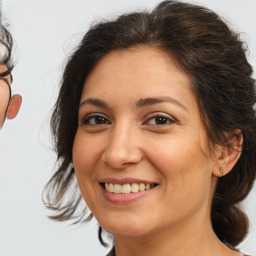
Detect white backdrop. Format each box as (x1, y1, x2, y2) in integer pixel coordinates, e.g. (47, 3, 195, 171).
(0, 0, 255, 255)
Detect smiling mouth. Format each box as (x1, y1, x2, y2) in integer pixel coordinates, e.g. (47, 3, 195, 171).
(102, 182, 158, 194)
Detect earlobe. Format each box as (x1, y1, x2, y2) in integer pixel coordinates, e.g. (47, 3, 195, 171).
(212, 130, 243, 177)
(7, 94, 22, 119)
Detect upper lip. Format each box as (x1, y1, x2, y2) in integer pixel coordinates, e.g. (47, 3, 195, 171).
(99, 177, 159, 185)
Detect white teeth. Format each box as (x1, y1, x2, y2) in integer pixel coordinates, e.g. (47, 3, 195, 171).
(113, 184, 122, 194)
(109, 183, 114, 193)
(139, 183, 145, 191)
(104, 182, 154, 194)
(131, 183, 139, 193)
(122, 184, 131, 194)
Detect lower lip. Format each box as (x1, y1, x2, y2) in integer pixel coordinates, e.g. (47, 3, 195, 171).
(101, 185, 156, 204)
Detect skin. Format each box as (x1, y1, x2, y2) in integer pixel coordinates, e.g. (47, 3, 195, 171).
(0, 65, 11, 127)
(0, 64, 22, 128)
(73, 47, 242, 256)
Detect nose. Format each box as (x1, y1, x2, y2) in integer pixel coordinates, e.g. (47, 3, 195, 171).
(102, 125, 143, 169)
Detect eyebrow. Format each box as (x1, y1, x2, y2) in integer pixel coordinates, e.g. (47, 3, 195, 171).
(79, 98, 111, 109)
(135, 96, 188, 111)
(79, 96, 188, 112)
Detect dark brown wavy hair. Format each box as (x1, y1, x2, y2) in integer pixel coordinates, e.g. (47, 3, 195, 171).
(43, 0, 256, 248)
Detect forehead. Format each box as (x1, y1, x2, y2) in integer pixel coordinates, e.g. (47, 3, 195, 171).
(82, 47, 195, 104)
(89, 46, 186, 79)
(0, 42, 7, 66)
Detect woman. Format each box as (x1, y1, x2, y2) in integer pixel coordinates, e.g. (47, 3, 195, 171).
(0, 22, 22, 129)
(43, 1, 256, 255)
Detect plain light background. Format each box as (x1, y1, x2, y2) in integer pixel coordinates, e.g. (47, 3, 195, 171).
(0, 0, 255, 255)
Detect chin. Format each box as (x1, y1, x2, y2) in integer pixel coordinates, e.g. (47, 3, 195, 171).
(98, 214, 152, 238)
(104, 225, 150, 238)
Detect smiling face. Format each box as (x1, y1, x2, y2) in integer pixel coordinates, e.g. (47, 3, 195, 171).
(73, 47, 220, 239)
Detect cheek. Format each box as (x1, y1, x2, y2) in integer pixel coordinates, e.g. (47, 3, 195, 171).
(73, 139, 87, 180)
(72, 132, 108, 203)
(147, 135, 213, 197)
(151, 143, 213, 223)
(73, 133, 101, 175)
(72, 134, 99, 202)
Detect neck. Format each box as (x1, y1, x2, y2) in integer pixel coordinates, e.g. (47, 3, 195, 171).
(113, 211, 240, 256)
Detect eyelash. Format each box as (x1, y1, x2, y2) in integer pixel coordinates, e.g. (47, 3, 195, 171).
(143, 113, 176, 126)
(80, 113, 111, 125)
(80, 113, 176, 126)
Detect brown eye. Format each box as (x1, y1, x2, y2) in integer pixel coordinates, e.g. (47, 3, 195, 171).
(146, 115, 175, 125)
(155, 116, 169, 125)
(82, 115, 111, 125)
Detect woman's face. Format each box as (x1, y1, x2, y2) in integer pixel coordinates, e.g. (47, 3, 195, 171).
(73, 47, 219, 238)
(0, 65, 11, 128)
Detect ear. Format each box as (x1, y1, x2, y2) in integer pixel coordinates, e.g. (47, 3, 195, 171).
(212, 130, 243, 177)
(7, 94, 22, 119)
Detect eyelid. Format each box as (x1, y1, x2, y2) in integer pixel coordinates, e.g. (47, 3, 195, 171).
(143, 112, 177, 124)
(79, 112, 111, 125)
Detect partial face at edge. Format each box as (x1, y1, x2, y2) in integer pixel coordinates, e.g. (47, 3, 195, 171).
(72, 47, 220, 238)
(0, 65, 22, 129)
(0, 65, 11, 128)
